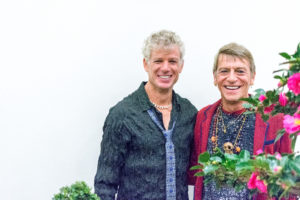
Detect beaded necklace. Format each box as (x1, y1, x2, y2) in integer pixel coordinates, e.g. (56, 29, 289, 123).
(150, 100, 172, 109)
(211, 105, 247, 154)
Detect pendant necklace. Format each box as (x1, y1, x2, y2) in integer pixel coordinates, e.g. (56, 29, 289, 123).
(211, 105, 247, 154)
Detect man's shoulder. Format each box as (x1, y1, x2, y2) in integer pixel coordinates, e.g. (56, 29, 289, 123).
(108, 90, 139, 117)
(197, 100, 220, 115)
(175, 93, 197, 113)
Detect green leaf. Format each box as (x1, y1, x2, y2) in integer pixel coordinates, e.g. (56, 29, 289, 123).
(290, 135, 297, 152)
(195, 171, 205, 177)
(292, 42, 300, 58)
(274, 129, 286, 143)
(262, 114, 269, 121)
(240, 97, 258, 106)
(239, 150, 250, 161)
(190, 165, 203, 170)
(295, 155, 300, 163)
(52, 181, 100, 200)
(243, 111, 255, 115)
(279, 52, 291, 59)
(254, 88, 266, 94)
(242, 103, 253, 109)
(236, 161, 254, 171)
(203, 165, 219, 174)
(268, 159, 278, 170)
(210, 156, 222, 163)
(295, 95, 300, 103)
(198, 151, 210, 163)
(290, 162, 300, 174)
(277, 155, 289, 168)
(266, 90, 276, 100)
(273, 75, 283, 80)
(224, 153, 239, 161)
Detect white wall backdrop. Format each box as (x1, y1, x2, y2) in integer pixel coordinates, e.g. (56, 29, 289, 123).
(0, 0, 299, 199)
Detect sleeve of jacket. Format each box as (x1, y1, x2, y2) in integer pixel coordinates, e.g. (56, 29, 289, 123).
(187, 110, 203, 185)
(273, 114, 293, 154)
(94, 113, 130, 200)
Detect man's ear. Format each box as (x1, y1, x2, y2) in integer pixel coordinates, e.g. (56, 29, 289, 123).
(143, 58, 148, 72)
(213, 73, 217, 86)
(250, 72, 256, 85)
(179, 60, 184, 73)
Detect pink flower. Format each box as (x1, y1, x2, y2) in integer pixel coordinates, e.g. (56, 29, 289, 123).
(274, 166, 282, 173)
(279, 93, 288, 106)
(264, 104, 275, 114)
(247, 172, 268, 193)
(277, 81, 282, 88)
(256, 149, 263, 155)
(281, 183, 287, 189)
(275, 153, 282, 160)
(256, 180, 268, 193)
(247, 172, 258, 189)
(259, 95, 267, 102)
(287, 73, 300, 95)
(283, 114, 300, 134)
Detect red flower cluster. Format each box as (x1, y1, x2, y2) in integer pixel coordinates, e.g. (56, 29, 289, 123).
(247, 172, 268, 193)
(287, 73, 300, 95)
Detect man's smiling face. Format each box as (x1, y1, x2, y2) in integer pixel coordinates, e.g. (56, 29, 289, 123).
(214, 54, 255, 108)
(143, 45, 183, 93)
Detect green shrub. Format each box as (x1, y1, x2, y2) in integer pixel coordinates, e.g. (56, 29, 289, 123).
(52, 181, 100, 200)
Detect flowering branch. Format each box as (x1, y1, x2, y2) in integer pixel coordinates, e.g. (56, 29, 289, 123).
(191, 149, 300, 199)
(242, 43, 300, 151)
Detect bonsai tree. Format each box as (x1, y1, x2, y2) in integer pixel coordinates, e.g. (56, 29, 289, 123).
(52, 181, 100, 200)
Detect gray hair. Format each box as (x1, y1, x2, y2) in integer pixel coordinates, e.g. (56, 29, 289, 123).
(213, 42, 256, 76)
(142, 30, 185, 62)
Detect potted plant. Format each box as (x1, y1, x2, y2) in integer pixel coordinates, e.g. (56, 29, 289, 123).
(52, 181, 100, 200)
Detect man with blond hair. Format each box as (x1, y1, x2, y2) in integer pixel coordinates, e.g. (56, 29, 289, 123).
(95, 30, 197, 200)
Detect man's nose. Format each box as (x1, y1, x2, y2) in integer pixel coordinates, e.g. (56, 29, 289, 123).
(161, 61, 170, 70)
(227, 70, 237, 82)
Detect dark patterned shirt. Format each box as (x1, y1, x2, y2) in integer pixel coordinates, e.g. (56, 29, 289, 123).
(94, 82, 197, 200)
(203, 108, 256, 200)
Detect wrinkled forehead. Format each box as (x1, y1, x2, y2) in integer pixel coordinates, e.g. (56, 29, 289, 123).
(217, 54, 250, 68)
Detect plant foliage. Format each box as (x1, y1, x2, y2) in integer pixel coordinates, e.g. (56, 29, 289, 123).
(241, 42, 300, 151)
(191, 149, 300, 199)
(52, 181, 100, 200)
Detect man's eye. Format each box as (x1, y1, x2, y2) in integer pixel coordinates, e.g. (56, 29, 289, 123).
(169, 60, 177, 64)
(219, 70, 228, 73)
(237, 70, 245, 73)
(154, 60, 162, 63)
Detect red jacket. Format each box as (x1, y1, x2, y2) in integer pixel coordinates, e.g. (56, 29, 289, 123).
(188, 100, 293, 200)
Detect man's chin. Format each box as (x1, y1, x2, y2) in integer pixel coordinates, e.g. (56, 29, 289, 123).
(156, 83, 174, 91)
(222, 98, 241, 105)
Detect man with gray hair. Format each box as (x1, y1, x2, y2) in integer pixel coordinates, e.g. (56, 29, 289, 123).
(94, 30, 197, 200)
(188, 42, 293, 200)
